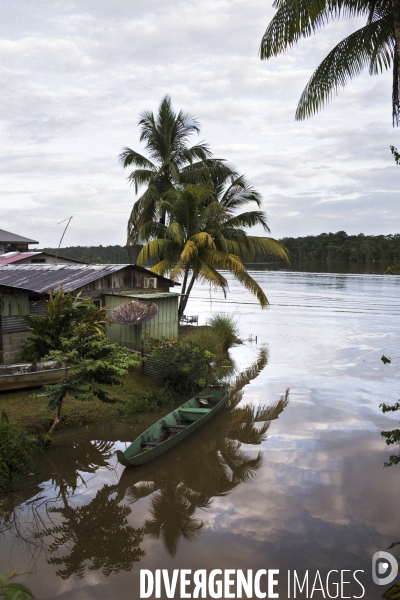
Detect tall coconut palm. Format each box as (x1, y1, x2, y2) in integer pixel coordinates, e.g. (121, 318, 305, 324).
(136, 184, 288, 317)
(260, 0, 400, 125)
(120, 95, 233, 245)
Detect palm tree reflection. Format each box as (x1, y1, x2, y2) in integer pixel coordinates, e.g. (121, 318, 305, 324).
(121, 349, 289, 556)
(36, 484, 144, 579)
(0, 349, 288, 575)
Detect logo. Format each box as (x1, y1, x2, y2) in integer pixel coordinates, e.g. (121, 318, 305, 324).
(372, 551, 398, 585)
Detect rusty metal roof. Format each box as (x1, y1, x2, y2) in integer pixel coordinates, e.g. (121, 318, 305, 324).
(0, 229, 39, 244)
(0, 264, 175, 294)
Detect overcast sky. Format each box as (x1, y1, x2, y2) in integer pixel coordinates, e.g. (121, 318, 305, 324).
(1, 0, 399, 247)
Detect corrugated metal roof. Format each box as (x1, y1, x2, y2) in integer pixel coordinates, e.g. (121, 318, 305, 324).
(0, 229, 39, 244)
(0, 252, 85, 265)
(0, 264, 175, 294)
(0, 253, 38, 265)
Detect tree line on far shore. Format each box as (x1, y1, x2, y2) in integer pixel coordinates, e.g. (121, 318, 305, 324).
(41, 231, 400, 266)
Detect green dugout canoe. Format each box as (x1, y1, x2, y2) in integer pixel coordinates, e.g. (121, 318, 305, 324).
(116, 385, 229, 467)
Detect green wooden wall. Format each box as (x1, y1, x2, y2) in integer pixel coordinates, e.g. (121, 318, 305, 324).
(105, 293, 179, 350)
(1, 293, 29, 317)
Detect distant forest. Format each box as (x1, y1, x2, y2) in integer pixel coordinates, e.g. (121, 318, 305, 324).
(278, 232, 400, 264)
(40, 245, 141, 264)
(41, 232, 400, 265)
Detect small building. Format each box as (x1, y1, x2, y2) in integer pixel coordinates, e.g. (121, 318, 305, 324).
(0, 229, 38, 255)
(0, 251, 84, 266)
(0, 264, 179, 364)
(106, 291, 179, 350)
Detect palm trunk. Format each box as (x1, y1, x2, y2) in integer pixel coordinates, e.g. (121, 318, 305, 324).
(178, 273, 197, 318)
(392, 0, 400, 124)
(178, 267, 190, 319)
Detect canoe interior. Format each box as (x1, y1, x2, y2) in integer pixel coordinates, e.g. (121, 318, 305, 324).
(118, 386, 228, 466)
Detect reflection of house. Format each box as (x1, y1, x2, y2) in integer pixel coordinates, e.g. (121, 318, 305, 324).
(0, 264, 179, 364)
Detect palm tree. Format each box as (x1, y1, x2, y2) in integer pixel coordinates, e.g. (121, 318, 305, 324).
(260, 0, 400, 125)
(136, 184, 288, 317)
(120, 95, 233, 245)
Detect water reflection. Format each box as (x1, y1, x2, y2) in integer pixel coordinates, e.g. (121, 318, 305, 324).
(118, 352, 289, 556)
(0, 349, 287, 578)
(36, 484, 144, 579)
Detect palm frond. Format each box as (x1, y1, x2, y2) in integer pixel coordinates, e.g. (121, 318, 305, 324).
(150, 258, 174, 276)
(233, 269, 270, 307)
(222, 211, 271, 232)
(191, 232, 216, 250)
(260, 0, 369, 59)
(137, 239, 173, 264)
(296, 17, 394, 120)
(248, 236, 289, 261)
(119, 148, 156, 171)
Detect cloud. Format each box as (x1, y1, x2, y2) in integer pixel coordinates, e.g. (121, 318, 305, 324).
(0, 0, 398, 245)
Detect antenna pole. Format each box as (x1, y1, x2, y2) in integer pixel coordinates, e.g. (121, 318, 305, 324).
(55, 216, 73, 263)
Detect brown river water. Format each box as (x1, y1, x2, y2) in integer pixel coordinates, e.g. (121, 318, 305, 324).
(1, 265, 400, 599)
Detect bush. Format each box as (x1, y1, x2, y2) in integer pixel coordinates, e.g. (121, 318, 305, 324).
(207, 313, 239, 351)
(123, 388, 173, 414)
(0, 412, 36, 492)
(152, 340, 214, 392)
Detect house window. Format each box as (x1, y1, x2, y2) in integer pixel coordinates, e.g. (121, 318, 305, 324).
(31, 259, 46, 263)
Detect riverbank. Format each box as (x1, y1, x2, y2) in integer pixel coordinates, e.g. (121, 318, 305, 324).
(0, 371, 172, 434)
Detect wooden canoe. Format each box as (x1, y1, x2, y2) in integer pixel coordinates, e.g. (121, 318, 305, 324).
(116, 385, 229, 467)
(0, 365, 68, 392)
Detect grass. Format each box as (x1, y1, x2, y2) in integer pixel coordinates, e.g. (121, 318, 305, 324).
(0, 371, 172, 434)
(207, 313, 240, 351)
(180, 325, 223, 354)
(180, 314, 240, 354)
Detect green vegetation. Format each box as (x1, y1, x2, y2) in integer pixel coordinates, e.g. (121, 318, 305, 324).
(39, 244, 141, 264)
(21, 289, 108, 361)
(152, 339, 215, 391)
(0, 372, 170, 435)
(120, 95, 232, 245)
(273, 231, 400, 264)
(0, 572, 34, 599)
(137, 183, 287, 317)
(0, 411, 36, 491)
(207, 313, 239, 351)
(39, 231, 400, 268)
(40, 329, 142, 434)
(380, 355, 400, 466)
(260, 0, 400, 125)
(122, 97, 287, 315)
(180, 326, 223, 354)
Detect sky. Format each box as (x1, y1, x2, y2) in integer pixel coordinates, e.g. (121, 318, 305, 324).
(0, 0, 399, 248)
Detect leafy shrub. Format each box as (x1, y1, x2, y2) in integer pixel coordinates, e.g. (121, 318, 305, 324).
(141, 333, 172, 354)
(207, 313, 239, 351)
(0, 412, 35, 492)
(38, 328, 143, 434)
(21, 289, 110, 361)
(126, 389, 173, 413)
(152, 340, 214, 391)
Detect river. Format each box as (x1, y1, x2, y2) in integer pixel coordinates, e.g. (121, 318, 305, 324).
(1, 265, 400, 599)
